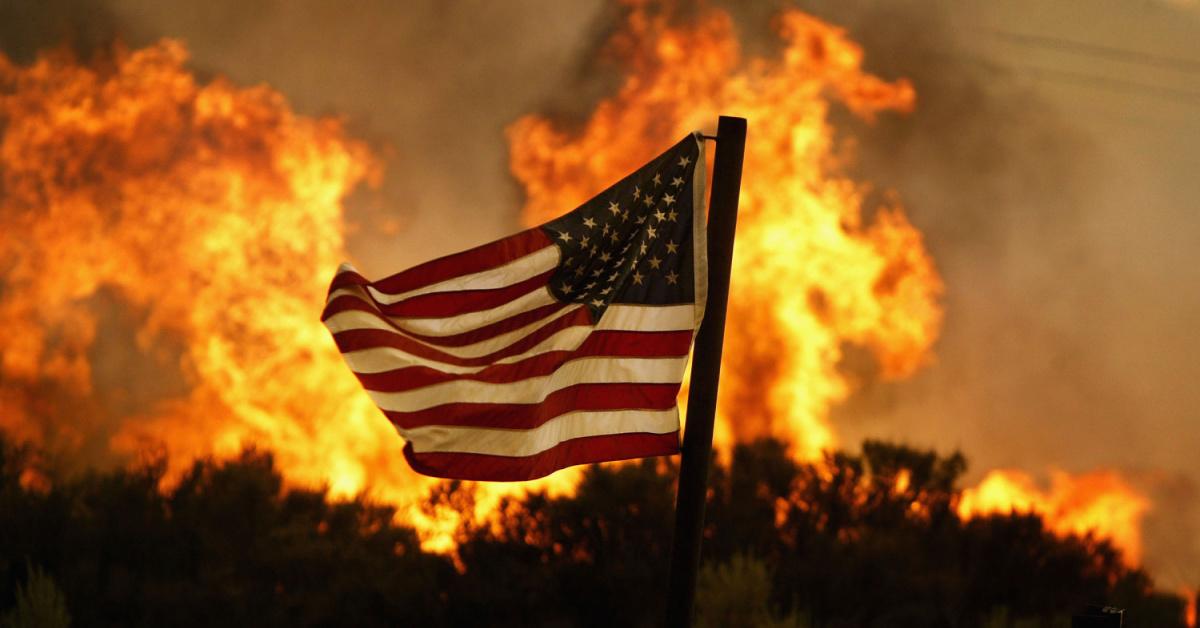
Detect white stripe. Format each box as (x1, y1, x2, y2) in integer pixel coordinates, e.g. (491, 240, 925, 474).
(368, 355, 688, 412)
(342, 325, 591, 374)
(324, 303, 582, 359)
(326, 286, 558, 337)
(360, 245, 559, 305)
(594, 303, 692, 332)
(337, 304, 696, 374)
(403, 408, 679, 457)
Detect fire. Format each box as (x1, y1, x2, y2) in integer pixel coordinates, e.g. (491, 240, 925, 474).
(0, 40, 520, 551)
(508, 4, 937, 459)
(0, 6, 1153, 564)
(958, 469, 1150, 565)
(507, 0, 1150, 564)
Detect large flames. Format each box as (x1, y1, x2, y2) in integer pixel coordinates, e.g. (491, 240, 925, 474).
(0, 4, 1151, 566)
(509, 7, 939, 458)
(0, 40, 434, 531)
(508, 1, 1149, 566)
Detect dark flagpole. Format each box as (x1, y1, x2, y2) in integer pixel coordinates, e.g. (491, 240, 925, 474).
(665, 115, 746, 628)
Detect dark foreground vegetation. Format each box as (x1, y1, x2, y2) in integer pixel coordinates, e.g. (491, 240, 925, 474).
(0, 432, 1189, 627)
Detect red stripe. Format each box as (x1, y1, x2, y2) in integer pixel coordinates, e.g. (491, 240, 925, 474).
(322, 298, 567, 349)
(385, 382, 683, 430)
(401, 303, 568, 347)
(329, 229, 552, 296)
(325, 269, 555, 320)
(403, 431, 680, 481)
(331, 307, 594, 367)
(355, 330, 694, 392)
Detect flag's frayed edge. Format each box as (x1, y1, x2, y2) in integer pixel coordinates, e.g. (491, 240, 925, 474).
(690, 131, 709, 331)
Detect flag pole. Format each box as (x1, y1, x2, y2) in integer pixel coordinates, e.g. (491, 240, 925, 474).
(665, 115, 746, 628)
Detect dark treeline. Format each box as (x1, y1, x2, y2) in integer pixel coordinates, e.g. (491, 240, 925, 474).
(0, 431, 1189, 627)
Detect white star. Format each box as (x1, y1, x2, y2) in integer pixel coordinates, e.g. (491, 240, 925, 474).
(632, 186, 641, 200)
(557, 230, 572, 243)
(560, 283, 574, 294)
(602, 223, 610, 235)
(610, 231, 621, 243)
(592, 268, 604, 277)
(583, 217, 597, 229)
(632, 271, 645, 285)
(574, 266, 586, 277)
(600, 286, 612, 295)
(653, 173, 662, 186)
(585, 281, 597, 290)
(591, 298, 604, 308)
(671, 177, 684, 187)
(642, 195, 654, 208)
(608, 201, 621, 215)
(599, 252, 612, 263)
(635, 215, 647, 225)
(648, 256, 662, 269)
(608, 271, 620, 282)
(646, 226, 658, 239)
(653, 209, 666, 222)
(678, 155, 691, 168)
(639, 242, 648, 255)
(620, 210, 629, 222)
(663, 193, 675, 206)
(666, 270, 679, 285)
(666, 240, 679, 254)
(580, 236, 590, 248)
(668, 209, 678, 221)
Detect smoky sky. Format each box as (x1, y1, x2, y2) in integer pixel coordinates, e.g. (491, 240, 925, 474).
(2, 0, 1197, 587)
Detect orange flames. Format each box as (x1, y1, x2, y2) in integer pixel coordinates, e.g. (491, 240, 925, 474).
(958, 469, 1150, 564)
(508, 1, 1150, 565)
(509, 6, 939, 459)
(0, 39, 439, 537)
(0, 5, 1153, 565)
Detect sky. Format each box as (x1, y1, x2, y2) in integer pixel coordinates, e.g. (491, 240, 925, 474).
(3, 0, 1198, 587)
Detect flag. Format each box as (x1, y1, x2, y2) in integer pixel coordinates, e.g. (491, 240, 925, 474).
(322, 133, 707, 481)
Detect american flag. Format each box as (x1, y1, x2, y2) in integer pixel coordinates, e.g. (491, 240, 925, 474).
(322, 134, 707, 481)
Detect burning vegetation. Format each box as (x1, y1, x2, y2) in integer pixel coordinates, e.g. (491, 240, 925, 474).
(0, 0, 1165, 601)
(508, 1, 1150, 568)
(0, 40, 439, 530)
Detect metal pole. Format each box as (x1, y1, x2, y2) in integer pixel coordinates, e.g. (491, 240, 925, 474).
(664, 115, 746, 628)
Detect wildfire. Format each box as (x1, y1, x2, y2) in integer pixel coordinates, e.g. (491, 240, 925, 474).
(0, 4, 1152, 564)
(509, 4, 937, 459)
(0, 40, 473, 549)
(959, 469, 1150, 564)
(508, 0, 1150, 564)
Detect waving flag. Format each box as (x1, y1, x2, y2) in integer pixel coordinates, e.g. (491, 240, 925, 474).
(322, 134, 707, 481)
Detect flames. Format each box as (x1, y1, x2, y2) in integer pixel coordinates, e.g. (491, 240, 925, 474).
(0, 40, 439, 535)
(509, 7, 939, 458)
(958, 469, 1150, 564)
(0, 4, 1154, 567)
(508, 1, 1150, 566)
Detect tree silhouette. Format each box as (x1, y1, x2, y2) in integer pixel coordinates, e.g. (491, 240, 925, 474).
(0, 430, 1189, 627)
